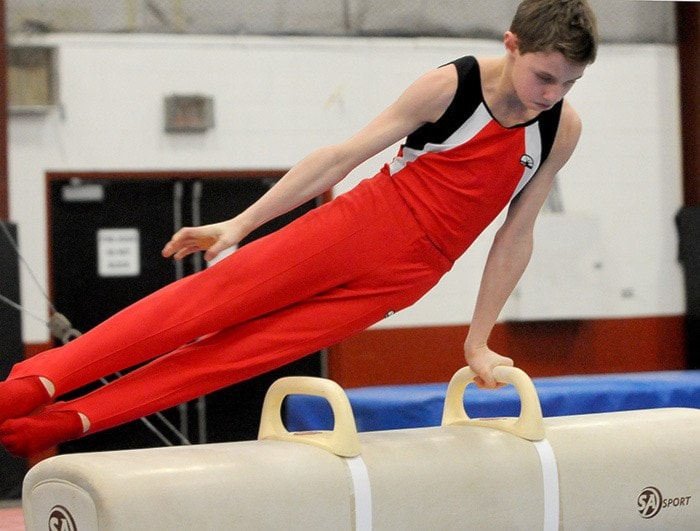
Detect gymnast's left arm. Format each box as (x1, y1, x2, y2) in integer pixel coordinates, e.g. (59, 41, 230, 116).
(162, 66, 457, 261)
(464, 101, 582, 388)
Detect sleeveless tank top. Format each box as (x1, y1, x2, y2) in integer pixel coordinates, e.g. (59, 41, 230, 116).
(383, 55, 563, 262)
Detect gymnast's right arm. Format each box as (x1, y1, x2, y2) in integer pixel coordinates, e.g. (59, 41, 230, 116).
(161, 65, 458, 261)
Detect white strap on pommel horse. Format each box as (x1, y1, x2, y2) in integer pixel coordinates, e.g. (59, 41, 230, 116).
(442, 366, 560, 531)
(259, 376, 373, 531)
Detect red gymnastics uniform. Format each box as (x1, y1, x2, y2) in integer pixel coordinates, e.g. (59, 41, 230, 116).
(5, 56, 562, 441)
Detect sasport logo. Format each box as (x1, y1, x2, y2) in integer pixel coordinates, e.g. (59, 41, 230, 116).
(637, 486, 692, 519)
(48, 505, 77, 531)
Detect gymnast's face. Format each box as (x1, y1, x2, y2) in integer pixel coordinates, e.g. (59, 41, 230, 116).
(507, 38, 587, 112)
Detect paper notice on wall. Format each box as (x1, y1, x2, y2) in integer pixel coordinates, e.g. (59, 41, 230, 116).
(97, 228, 141, 277)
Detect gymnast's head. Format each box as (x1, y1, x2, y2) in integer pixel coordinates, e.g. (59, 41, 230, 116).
(509, 0, 599, 65)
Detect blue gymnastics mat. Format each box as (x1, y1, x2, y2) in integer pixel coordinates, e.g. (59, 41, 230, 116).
(284, 371, 700, 432)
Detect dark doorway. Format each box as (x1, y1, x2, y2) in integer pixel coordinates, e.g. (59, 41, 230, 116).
(47, 171, 324, 453)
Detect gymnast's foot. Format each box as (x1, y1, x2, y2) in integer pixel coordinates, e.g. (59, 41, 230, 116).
(0, 376, 55, 424)
(0, 405, 88, 458)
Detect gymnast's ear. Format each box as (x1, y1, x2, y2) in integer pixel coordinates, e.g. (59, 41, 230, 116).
(504, 31, 520, 56)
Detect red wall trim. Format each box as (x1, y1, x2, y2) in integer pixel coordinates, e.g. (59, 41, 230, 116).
(328, 316, 687, 388)
(24, 341, 53, 359)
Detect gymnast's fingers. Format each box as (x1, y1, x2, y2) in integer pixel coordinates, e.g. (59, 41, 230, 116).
(202, 239, 231, 262)
(473, 375, 507, 390)
(162, 229, 214, 258)
(161, 229, 188, 258)
(469, 352, 514, 390)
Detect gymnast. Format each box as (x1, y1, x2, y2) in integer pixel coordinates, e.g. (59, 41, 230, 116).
(0, 0, 598, 457)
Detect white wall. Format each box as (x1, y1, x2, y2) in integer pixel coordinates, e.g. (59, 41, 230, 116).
(8, 34, 684, 342)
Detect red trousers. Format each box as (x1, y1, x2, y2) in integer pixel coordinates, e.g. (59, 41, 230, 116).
(10, 173, 452, 433)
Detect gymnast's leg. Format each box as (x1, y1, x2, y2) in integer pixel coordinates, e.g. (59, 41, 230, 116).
(0, 185, 399, 424)
(0, 229, 449, 457)
(0, 242, 294, 425)
(0, 377, 55, 424)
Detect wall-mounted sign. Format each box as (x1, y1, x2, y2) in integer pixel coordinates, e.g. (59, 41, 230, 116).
(97, 228, 140, 277)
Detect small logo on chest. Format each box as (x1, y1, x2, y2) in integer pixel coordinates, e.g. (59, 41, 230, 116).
(520, 154, 534, 169)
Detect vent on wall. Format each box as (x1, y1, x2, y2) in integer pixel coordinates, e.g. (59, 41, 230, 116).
(164, 94, 214, 133)
(7, 45, 58, 113)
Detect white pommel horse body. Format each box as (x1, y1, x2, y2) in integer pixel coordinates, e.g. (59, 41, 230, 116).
(22, 367, 700, 530)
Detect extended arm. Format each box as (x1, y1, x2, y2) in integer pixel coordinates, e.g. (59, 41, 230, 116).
(162, 66, 458, 261)
(465, 101, 582, 388)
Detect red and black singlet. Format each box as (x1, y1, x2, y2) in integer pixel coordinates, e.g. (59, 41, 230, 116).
(385, 55, 563, 262)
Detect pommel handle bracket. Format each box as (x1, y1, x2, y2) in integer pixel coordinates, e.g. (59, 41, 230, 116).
(259, 376, 361, 457)
(441, 366, 545, 441)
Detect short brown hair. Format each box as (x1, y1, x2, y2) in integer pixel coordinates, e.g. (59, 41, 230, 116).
(510, 0, 598, 64)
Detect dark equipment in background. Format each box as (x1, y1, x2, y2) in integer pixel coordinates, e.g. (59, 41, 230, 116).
(676, 205, 700, 370)
(0, 222, 28, 499)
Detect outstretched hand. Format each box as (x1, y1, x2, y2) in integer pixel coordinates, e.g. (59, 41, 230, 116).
(464, 343, 514, 389)
(161, 220, 243, 262)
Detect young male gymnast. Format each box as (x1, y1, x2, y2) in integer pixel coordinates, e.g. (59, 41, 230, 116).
(0, 0, 598, 457)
